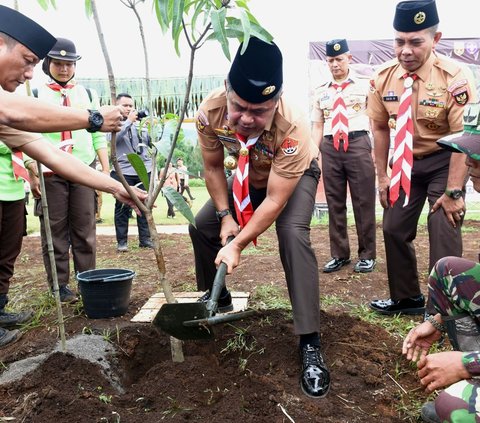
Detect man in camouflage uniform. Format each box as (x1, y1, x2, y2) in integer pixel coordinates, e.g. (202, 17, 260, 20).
(402, 107, 480, 422)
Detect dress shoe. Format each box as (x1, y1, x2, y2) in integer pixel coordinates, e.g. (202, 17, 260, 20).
(117, 242, 128, 252)
(0, 309, 34, 328)
(0, 327, 21, 348)
(300, 344, 330, 398)
(369, 294, 425, 315)
(421, 402, 440, 423)
(139, 240, 154, 249)
(323, 257, 351, 273)
(354, 259, 376, 273)
(197, 289, 233, 313)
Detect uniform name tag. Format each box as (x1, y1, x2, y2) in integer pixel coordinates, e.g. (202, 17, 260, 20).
(383, 95, 398, 102)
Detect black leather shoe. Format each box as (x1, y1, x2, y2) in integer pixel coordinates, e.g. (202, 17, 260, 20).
(421, 402, 440, 423)
(197, 290, 233, 313)
(323, 257, 351, 273)
(354, 259, 376, 273)
(300, 344, 330, 398)
(369, 295, 425, 315)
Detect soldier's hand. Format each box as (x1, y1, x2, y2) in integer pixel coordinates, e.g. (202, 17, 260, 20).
(402, 320, 442, 362)
(417, 351, 469, 393)
(219, 215, 240, 246)
(98, 105, 123, 132)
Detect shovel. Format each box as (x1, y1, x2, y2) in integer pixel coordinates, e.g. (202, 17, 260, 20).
(152, 243, 256, 340)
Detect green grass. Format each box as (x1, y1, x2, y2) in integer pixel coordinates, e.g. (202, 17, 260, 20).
(25, 186, 210, 234)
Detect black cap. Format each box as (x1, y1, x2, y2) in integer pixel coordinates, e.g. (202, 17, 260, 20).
(0, 5, 56, 59)
(47, 38, 82, 61)
(326, 39, 349, 57)
(437, 132, 480, 161)
(228, 37, 283, 104)
(393, 0, 439, 32)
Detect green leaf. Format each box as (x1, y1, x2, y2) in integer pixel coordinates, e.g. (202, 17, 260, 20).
(210, 8, 230, 61)
(154, 0, 169, 33)
(225, 17, 273, 43)
(126, 153, 150, 190)
(84, 0, 93, 18)
(238, 8, 251, 55)
(172, 0, 185, 40)
(162, 186, 196, 226)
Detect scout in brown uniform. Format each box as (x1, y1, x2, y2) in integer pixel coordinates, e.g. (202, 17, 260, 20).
(189, 37, 330, 398)
(367, 0, 473, 315)
(0, 5, 145, 347)
(311, 39, 376, 274)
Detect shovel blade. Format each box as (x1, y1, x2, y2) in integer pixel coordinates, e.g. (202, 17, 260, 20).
(152, 302, 214, 340)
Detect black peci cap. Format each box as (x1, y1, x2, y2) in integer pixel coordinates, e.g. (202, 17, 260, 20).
(393, 0, 439, 32)
(326, 39, 349, 57)
(47, 38, 82, 61)
(0, 5, 56, 59)
(228, 37, 283, 104)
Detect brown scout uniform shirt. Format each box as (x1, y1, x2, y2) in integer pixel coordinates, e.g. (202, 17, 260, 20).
(367, 53, 473, 156)
(311, 72, 370, 134)
(196, 87, 318, 190)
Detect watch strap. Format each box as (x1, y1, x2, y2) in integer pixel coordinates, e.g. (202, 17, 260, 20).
(215, 209, 232, 221)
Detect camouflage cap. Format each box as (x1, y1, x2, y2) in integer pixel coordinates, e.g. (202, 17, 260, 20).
(437, 131, 480, 161)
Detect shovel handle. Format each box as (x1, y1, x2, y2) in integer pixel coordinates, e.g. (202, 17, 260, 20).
(206, 236, 234, 314)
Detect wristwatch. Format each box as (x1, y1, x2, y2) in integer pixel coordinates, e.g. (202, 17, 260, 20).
(86, 109, 104, 133)
(445, 188, 463, 200)
(215, 209, 232, 221)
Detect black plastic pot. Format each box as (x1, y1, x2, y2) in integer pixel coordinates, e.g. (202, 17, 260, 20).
(76, 268, 135, 319)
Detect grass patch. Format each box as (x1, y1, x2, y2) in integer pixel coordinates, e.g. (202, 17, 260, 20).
(251, 285, 291, 310)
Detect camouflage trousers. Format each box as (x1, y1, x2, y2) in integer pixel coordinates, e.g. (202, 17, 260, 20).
(428, 256, 480, 422)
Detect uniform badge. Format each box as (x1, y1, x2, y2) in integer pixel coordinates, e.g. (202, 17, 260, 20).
(353, 103, 361, 112)
(333, 43, 341, 51)
(425, 108, 440, 119)
(388, 117, 396, 129)
(262, 85, 276, 96)
(452, 87, 469, 105)
(196, 110, 209, 133)
(426, 122, 439, 130)
(281, 137, 299, 155)
(426, 82, 434, 90)
(224, 155, 238, 170)
(324, 110, 331, 118)
(414, 11, 426, 25)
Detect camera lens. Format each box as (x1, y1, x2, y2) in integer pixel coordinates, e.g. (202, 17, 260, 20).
(137, 110, 149, 120)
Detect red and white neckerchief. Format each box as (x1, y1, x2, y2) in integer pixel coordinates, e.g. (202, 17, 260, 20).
(47, 82, 75, 154)
(232, 133, 259, 244)
(331, 80, 351, 151)
(11, 149, 29, 183)
(40, 83, 76, 174)
(389, 73, 417, 207)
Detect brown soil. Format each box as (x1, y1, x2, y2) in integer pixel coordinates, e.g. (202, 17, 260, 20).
(1, 221, 479, 422)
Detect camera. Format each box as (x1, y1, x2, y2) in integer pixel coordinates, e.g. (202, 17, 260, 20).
(137, 109, 149, 120)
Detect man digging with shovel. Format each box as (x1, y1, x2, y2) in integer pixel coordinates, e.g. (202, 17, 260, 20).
(188, 37, 330, 398)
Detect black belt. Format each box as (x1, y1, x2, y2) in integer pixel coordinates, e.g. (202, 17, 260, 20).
(413, 149, 449, 160)
(324, 130, 368, 140)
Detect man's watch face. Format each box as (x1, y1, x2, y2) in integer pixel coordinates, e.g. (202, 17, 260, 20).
(446, 189, 462, 199)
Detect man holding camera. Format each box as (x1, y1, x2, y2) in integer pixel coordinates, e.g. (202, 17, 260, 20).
(110, 93, 153, 252)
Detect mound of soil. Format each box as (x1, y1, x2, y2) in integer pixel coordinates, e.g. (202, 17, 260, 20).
(1, 221, 479, 422)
